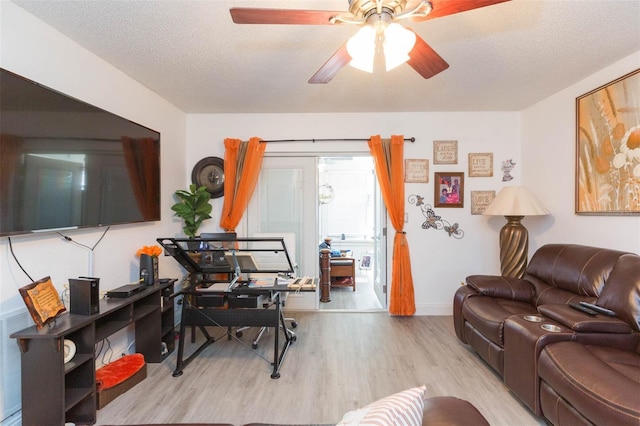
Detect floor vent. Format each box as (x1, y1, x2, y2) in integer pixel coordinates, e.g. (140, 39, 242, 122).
(0, 308, 30, 423)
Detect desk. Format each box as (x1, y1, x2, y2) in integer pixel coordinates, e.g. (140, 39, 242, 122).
(172, 280, 314, 379)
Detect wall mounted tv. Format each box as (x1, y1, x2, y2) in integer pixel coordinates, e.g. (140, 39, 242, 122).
(0, 68, 161, 237)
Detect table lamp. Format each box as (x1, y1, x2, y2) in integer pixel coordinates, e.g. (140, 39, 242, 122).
(483, 186, 549, 278)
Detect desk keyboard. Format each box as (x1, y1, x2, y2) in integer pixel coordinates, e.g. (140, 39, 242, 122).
(287, 276, 316, 289)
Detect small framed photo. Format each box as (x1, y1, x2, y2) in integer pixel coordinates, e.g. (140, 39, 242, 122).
(434, 172, 464, 208)
(404, 159, 429, 183)
(433, 140, 458, 164)
(360, 253, 372, 270)
(470, 190, 496, 215)
(468, 153, 493, 177)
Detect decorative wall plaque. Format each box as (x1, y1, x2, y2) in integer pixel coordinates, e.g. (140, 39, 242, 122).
(404, 159, 429, 183)
(433, 140, 458, 164)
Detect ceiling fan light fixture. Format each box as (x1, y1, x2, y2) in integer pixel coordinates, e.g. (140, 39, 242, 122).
(383, 23, 416, 71)
(346, 25, 376, 73)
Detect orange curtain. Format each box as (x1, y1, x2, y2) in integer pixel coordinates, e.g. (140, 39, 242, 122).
(219, 137, 266, 232)
(368, 135, 415, 316)
(121, 137, 161, 220)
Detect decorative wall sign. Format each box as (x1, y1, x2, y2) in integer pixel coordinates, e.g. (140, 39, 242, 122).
(434, 172, 464, 208)
(408, 194, 464, 239)
(576, 69, 640, 215)
(468, 153, 493, 177)
(470, 190, 496, 215)
(501, 159, 516, 182)
(433, 140, 458, 164)
(404, 159, 429, 183)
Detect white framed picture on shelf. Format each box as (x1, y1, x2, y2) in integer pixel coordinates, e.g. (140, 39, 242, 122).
(360, 253, 372, 270)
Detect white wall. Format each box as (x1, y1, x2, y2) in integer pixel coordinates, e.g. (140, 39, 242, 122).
(522, 51, 640, 254)
(188, 112, 521, 314)
(0, 2, 188, 316)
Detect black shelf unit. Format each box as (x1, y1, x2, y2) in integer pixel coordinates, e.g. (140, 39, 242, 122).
(11, 280, 176, 426)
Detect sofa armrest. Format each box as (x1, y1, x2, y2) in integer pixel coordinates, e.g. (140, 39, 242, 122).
(465, 275, 534, 302)
(538, 304, 633, 333)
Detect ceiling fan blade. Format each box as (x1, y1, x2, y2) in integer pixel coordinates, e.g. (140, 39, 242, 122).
(406, 31, 449, 79)
(230, 8, 343, 25)
(412, 0, 511, 21)
(308, 44, 351, 84)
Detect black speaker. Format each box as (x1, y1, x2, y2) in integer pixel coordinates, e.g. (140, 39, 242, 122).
(69, 277, 99, 315)
(139, 254, 155, 285)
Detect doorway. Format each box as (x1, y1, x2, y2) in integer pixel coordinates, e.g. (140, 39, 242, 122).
(246, 155, 387, 311)
(318, 156, 386, 311)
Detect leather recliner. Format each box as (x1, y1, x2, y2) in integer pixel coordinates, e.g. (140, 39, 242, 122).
(453, 244, 640, 425)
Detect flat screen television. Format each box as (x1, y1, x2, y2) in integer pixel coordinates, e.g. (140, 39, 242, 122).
(0, 68, 161, 236)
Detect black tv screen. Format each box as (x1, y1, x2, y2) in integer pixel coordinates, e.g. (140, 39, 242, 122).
(0, 68, 161, 236)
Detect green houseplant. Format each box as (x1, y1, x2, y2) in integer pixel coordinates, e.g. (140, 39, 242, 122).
(171, 184, 213, 238)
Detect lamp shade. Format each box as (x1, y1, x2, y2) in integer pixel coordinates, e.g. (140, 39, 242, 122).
(347, 25, 376, 73)
(483, 186, 549, 217)
(383, 23, 416, 71)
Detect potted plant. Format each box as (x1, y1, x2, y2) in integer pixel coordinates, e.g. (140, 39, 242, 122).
(171, 184, 212, 239)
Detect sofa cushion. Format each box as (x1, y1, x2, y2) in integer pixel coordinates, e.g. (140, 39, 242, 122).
(597, 253, 640, 332)
(336, 385, 426, 426)
(539, 341, 640, 426)
(525, 244, 629, 299)
(462, 297, 537, 346)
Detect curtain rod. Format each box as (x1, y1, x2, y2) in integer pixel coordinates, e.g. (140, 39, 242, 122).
(260, 137, 415, 143)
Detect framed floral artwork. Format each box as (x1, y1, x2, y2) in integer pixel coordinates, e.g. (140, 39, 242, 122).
(576, 69, 640, 215)
(434, 172, 464, 208)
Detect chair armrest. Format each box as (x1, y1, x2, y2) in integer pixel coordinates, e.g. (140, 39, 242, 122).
(538, 304, 633, 333)
(465, 275, 534, 302)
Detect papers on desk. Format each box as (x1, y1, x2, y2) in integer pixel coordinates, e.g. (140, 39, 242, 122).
(287, 276, 316, 290)
(199, 282, 233, 292)
(248, 278, 275, 287)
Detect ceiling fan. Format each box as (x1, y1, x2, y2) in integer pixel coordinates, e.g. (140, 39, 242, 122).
(230, 0, 510, 84)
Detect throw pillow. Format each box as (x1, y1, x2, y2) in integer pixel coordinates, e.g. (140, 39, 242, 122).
(336, 385, 426, 426)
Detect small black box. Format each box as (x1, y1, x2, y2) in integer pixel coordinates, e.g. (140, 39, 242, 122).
(228, 294, 266, 309)
(69, 277, 100, 315)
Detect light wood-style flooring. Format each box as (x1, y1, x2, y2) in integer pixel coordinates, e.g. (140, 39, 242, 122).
(319, 269, 384, 311)
(95, 313, 544, 425)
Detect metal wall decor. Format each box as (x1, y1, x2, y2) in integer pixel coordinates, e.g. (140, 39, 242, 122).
(191, 157, 225, 198)
(409, 194, 464, 239)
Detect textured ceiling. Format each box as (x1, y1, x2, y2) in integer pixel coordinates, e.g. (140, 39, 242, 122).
(10, 0, 640, 113)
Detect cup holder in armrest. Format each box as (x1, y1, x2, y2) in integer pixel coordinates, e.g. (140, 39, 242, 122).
(540, 323, 562, 333)
(524, 315, 544, 323)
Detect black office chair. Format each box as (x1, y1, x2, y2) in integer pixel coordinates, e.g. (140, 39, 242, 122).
(237, 233, 298, 349)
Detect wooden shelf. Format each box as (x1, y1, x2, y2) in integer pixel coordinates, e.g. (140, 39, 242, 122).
(11, 280, 177, 425)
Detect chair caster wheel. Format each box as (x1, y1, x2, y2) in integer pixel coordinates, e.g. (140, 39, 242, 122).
(236, 331, 243, 338)
(291, 335, 297, 342)
(291, 321, 298, 328)
(252, 343, 258, 349)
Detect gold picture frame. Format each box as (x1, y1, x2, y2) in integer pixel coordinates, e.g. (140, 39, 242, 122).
(576, 69, 640, 215)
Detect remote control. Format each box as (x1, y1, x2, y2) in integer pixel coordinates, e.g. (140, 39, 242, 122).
(569, 302, 597, 315)
(579, 301, 616, 317)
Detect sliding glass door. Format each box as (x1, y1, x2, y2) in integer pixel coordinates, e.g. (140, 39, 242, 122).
(246, 156, 318, 309)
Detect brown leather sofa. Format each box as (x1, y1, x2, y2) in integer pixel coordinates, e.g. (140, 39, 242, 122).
(453, 244, 640, 425)
(102, 396, 489, 426)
